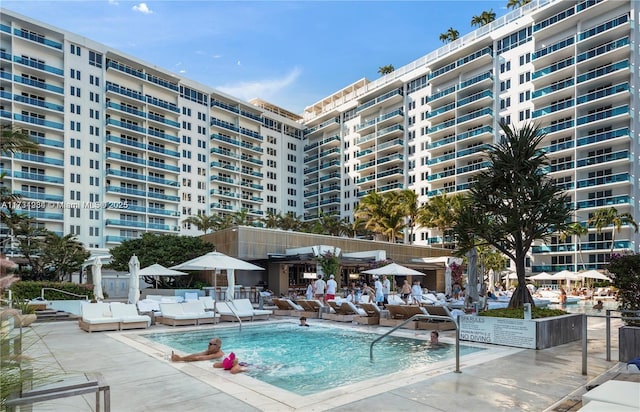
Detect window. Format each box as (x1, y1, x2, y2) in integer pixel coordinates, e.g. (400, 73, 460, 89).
(89, 51, 103, 68)
(519, 72, 531, 84)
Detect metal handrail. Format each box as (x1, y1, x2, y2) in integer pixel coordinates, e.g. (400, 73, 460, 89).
(369, 312, 461, 373)
(40, 288, 88, 301)
(225, 300, 243, 331)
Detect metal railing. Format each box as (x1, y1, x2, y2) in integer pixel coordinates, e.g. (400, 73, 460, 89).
(369, 312, 461, 373)
(225, 300, 243, 331)
(40, 288, 88, 301)
(581, 310, 640, 375)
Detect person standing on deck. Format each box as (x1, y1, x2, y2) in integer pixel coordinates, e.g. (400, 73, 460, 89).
(374, 276, 384, 307)
(326, 274, 338, 301)
(315, 274, 326, 302)
(382, 275, 391, 305)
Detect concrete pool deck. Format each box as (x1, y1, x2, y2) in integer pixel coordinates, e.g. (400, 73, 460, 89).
(17, 315, 626, 411)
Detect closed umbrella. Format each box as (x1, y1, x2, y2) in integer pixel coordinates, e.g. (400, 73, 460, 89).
(128, 255, 140, 304)
(466, 247, 479, 303)
(93, 256, 104, 301)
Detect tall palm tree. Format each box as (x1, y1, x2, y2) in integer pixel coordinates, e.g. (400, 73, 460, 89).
(395, 189, 419, 244)
(559, 222, 588, 271)
(439, 27, 460, 43)
(471, 9, 496, 27)
(588, 207, 639, 255)
(354, 191, 405, 243)
(416, 193, 464, 248)
(507, 0, 532, 10)
(182, 213, 221, 234)
(378, 65, 395, 75)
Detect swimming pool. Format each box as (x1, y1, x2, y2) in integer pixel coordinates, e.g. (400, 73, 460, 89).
(145, 322, 485, 396)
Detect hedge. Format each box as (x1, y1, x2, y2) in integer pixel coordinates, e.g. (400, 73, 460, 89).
(9, 281, 95, 301)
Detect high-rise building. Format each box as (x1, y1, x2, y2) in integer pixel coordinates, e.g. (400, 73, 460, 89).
(1, 0, 638, 272)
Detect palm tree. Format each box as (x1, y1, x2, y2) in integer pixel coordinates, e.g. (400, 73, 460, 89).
(182, 213, 221, 234)
(588, 207, 639, 255)
(354, 191, 405, 243)
(453, 122, 573, 308)
(378, 65, 395, 75)
(41, 233, 90, 281)
(416, 193, 464, 248)
(439, 27, 459, 43)
(471, 9, 496, 27)
(0, 124, 37, 154)
(559, 222, 588, 271)
(395, 189, 419, 244)
(507, 0, 532, 10)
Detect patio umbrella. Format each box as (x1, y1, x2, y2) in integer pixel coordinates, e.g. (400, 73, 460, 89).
(361, 262, 425, 277)
(128, 255, 140, 304)
(138, 263, 188, 288)
(529, 272, 555, 281)
(171, 252, 264, 307)
(580, 270, 612, 282)
(93, 256, 104, 301)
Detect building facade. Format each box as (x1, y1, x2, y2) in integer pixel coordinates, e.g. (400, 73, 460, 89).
(1, 0, 638, 273)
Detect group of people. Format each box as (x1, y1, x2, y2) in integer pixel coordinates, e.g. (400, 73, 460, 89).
(305, 274, 338, 302)
(171, 337, 247, 374)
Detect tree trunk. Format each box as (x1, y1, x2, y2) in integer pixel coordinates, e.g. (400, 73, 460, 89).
(508, 284, 535, 308)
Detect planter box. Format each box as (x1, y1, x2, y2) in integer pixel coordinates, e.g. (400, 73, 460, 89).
(619, 326, 640, 362)
(459, 313, 582, 349)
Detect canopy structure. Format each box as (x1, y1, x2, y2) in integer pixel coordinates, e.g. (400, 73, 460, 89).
(579, 270, 612, 282)
(171, 252, 264, 303)
(529, 272, 555, 281)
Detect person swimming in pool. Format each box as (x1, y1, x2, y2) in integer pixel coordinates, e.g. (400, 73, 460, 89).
(213, 352, 247, 374)
(171, 337, 224, 362)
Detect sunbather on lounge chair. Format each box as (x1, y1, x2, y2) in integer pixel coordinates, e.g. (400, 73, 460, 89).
(171, 337, 224, 362)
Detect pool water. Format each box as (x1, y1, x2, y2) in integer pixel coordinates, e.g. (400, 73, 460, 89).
(548, 299, 619, 316)
(146, 323, 484, 395)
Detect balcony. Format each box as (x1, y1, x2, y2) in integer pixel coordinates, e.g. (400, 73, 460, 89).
(577, 60, 629, 84)
(576, 105, 628, 126)
(106, 151, 145, 166)
(576, 127, 628, 147)
(576, 83, 628, 105)
(106, 82, 145, 102)
(532, 57, 574, 82)
(577, 14, 629, 42)
(13, 56, 63, 76)
(13, 113, 63, 130)
(12, 95, 63, 112)
(532, 78, 574, 100)
(107, 118, 146, 135)
(13, 171, 64, 184)
(304, 116, 339, 136)
(532, 99, 574, 119)
(13, 75, 63, 94)
(13, 28, 62, 50)
(13, 152, 63, 166)
(576, 37, 629, 64)
(576, 172, 629, 189)
(576, 195, 628, 209)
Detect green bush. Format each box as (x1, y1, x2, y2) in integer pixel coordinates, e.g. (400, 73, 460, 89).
(9, 281, 94, 301)
(479, 307, 567, 319)
(607, 253, 640, 326)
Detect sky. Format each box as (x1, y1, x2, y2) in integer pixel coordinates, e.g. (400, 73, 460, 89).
(3, 0, 515, 114)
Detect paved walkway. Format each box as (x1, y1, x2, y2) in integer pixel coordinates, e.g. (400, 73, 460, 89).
(13, 315, 629, 412)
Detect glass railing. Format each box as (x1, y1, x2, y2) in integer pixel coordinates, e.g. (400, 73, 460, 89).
(106, 168, 146, 181)
(457, 90, 492, 107)
(427, 152, 455, 165)
(532, 99, 574, 118)
(457, 107, 492, 124)
(457, 161, 490, 174)
(427, 135, 455, 149)
(457, 125, 493, 141)
(458, 71, 492, 89)
(457, 144, 489, 158)
(146, 73, 179, 91)
(148, 145, 180, 157)
(148, 175, 179, 186)
(146, 96, 179, 113)
(376, 154, 403, 165)
(211, 133, 241, 147)
(13, 95, 64, 112)
(577, 37, 629, 63)
(13, 28, 62, 49)
(319, 172, 340, 182)
(577, 60, 629, 83)
(533, 36, 574, 60)
(211, 175, 235, 184)
(576, 0, 603, 13)
(532, 244, 576, 253)
(148, 192, 179, 202)
(13, 171, 64, 184)
(576, 127, 628, 146)
(378, 182, 404, 192)
(13, 153, 64, 166)
(0, 24, 10, 33)
(304, 117, 339, 135)
(13, 75, 64, 94)
(576, 105, 628, 126)
(105, 185, 146, 197)
(34, 136, 64, 148)
(13, 56, 64, 75)
(428, 102, 455, 119)
(576, 172, 629, 188)
(106, 82, 145, 102)
(541, 119, 574, 134)
(577, 150, 629, 168)
(107, 118, 146, 134)
(106, 219, 145, 228)
(106, 151, 145, 165)
(533, 5, 574, 32)
(576, 195, 629, 209)
(24, 211, 63, 220)
(148, 128, 179, 143)
(107, 60, 144, 78)
(149, 161, 179, 172)
(427, 169, 455, 181)
(107, 101, 146, 118)
(532, 57, 574, 80)
(428, 119, 455, 134)
(429, 62, 456, 80)
(13, 190, 63, 202)
(543, 140, 574, 153)
(12, 114, 63, 130)
(429, 86, 456, 102)
(578, 14, 628, 41)
(106, 135, 145, 149)
(378, 138, 403, 151)
(576, 83, 628, 105)
(377, 168, 403, 178)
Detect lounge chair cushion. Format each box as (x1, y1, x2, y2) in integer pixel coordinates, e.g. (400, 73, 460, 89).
(110, 303, 151, 325)
(343, 301, 366, 316)
(582, 380, 640, 409)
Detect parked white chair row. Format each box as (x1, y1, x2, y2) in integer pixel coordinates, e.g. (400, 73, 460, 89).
(216, 299, 272, 322)
(158, 301, 218, 326)
(79, 302, 151, 333)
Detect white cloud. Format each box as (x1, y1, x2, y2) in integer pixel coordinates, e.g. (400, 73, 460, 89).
(217, 67, 302, 101)
(212, 54, 222, 59)
(108, 0, 119, 5)
(132, 3, 153, 14)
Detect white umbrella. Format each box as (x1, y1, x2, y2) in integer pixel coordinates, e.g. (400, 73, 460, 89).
(93, 256, 104, 301)
(580, 270, 612, 282)
(529, 272, 555, 281)
(553, 270, 580, 280)
(362, 262, 425, 276)
(128, 255, 140, 304)
(138, 263, 188, 288)
(171, 251, 264, 303)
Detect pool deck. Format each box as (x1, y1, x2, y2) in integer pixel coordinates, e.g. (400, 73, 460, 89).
(15, 315, 636, 412)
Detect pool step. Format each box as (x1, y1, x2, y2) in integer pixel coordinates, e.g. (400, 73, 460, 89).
(34, 309, 78, 323)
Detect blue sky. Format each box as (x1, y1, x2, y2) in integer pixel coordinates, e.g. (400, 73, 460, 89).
(4, 1, 513, 113)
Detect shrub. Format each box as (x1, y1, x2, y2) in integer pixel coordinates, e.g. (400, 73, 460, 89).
(607, 253, 640, 326)
(9, 281, 94, 301)
(479, 307, 567, 319)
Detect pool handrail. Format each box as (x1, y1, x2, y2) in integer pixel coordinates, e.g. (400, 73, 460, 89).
(41, 287, 89, 301)
(369, 311, 461, 373)
(224, 299, 243, 331)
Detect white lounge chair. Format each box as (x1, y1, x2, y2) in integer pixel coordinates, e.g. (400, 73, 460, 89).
(581, 380, 640, 410)
(182, 301, 218, 325)
(216, 301, 252, 322)
(199, 296, 215, 311)
(158, 302, 198, 326)
(79, 302, 120, 333)
(232, 299, 272, 321)
(110, 303, 151, 330)
(354, 302, 381, 325)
